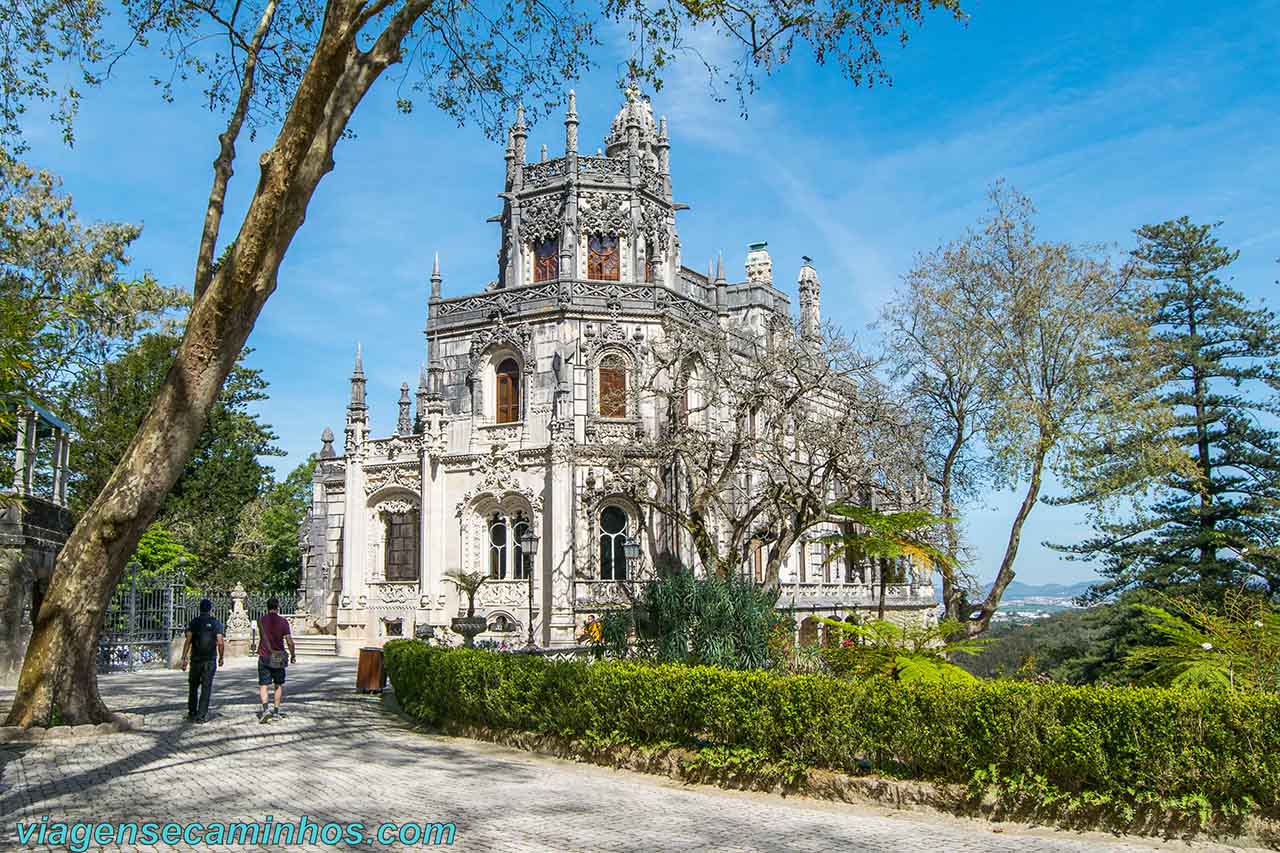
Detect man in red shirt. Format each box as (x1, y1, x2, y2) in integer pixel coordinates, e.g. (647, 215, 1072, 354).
(256, 597, 297, 723)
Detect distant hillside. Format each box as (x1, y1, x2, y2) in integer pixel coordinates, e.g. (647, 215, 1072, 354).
(931, 578, 1097, 601)
(999, 580, 1096, 600)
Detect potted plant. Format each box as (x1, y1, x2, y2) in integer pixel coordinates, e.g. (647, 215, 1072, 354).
(446, 570, 489, 647)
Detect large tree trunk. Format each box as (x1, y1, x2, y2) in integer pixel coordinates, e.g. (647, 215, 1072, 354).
(938, 429, 965, 621)
(4, 0, 410, 727)
(965, 449, 1045, 637)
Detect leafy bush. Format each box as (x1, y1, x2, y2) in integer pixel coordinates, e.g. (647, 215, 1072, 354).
(386, 640, 1280, 824)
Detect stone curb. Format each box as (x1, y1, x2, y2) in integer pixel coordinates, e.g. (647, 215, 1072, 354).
(0, 713, 143, 744)
(380, 693, 1280, 851)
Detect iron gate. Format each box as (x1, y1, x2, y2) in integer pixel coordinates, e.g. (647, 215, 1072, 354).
(95, 563, 304, 673)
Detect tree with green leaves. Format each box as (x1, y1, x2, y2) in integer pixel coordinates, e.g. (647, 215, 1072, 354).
(882, 246, 996, 622)
(889, 183, 1164, 636)
(1054, 219, 1280, 601)
(0, 151, 185, 444)
(5, 0, 965, 728)
(64, 333, 282, 587)
(228, 457, 316, 593)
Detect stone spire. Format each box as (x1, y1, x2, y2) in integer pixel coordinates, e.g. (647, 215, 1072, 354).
(345, 344, 367, 456)
(564, 89, 579, 154)
(430, 252, 442, 300)
(348, 343, 366, 411)
(397, 383, 412, 435)
(798, 256, 822, 340)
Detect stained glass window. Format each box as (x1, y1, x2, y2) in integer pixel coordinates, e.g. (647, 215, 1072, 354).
(587, 235, 620, 281)
(533, 238, 559, 282)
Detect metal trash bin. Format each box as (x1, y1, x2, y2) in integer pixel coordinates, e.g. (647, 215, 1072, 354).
(356, 646, 386, 693)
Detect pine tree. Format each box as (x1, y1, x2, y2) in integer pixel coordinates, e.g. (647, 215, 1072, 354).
(1058, 218, 1280, 600)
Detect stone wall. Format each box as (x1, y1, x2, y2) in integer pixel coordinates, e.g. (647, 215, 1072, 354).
(0, 497, 73, 681)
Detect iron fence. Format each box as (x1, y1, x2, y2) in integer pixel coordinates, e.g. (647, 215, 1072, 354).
(95, 563, 304, 673)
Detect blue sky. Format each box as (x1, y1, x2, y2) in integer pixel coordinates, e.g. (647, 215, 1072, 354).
(25, 0, 1280, 586)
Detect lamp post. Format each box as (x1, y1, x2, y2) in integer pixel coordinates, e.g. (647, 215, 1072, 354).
(519, 525, 540, 648)
(622, 535, 641, 580)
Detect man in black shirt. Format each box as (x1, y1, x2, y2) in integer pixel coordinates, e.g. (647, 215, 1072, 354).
(180, 599, 225, 723)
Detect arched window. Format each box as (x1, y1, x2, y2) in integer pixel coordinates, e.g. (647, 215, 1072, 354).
(598, 354, 627, 419)
(383, 510, 420, 581)
(533, 238, 559, 282)
(599, 506, 629, 580)
(488, 512, 507, 579)
(512, 516, 529, 580)
(496, 358, 520, 424)
(587, 235, 620, 281)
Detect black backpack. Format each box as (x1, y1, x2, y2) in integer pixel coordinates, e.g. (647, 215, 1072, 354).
(190, 616, 219, 659)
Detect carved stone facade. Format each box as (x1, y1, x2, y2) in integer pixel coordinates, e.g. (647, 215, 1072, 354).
(301, 90, 937, 656)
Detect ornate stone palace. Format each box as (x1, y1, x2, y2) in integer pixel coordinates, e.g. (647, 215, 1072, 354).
(301, 89, 936, 655)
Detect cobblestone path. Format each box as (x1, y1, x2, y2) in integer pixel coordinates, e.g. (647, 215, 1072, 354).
(0, 658, 1258, 852)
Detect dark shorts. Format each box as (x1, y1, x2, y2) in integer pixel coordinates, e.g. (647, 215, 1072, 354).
(257, 657, 287, 686)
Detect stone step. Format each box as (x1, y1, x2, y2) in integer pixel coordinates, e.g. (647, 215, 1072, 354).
(290, 635, 339, 657)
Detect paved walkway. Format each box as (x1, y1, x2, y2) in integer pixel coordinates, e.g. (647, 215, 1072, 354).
(0, 658, 1259, 852)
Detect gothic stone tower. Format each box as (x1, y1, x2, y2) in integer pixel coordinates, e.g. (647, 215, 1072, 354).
(302, 90, 936, 655)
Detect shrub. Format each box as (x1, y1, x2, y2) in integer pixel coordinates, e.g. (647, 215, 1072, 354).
(385, 640, 1280, 824)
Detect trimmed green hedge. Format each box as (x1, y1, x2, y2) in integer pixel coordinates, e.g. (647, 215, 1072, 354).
(384, 641, 1280, 820)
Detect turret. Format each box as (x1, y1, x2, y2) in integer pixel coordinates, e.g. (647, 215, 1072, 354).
(745, 242, 772, 286)
(564, 89, 579, 154)
(798, 256, 822, 340)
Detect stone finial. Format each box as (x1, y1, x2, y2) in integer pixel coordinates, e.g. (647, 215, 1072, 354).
(430, 252, 442, 299)
(354, 342, 364, 375)
(397, 383, 413, 435)
(715, 253, 726, 284)
(539, 143, 548, 161)
(320, 427, 336, 459)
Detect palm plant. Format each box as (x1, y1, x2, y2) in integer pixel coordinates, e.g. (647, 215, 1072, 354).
(445, 569, 488, 618)
(819, 503, 957, 620)
(818, 616, 985, 683)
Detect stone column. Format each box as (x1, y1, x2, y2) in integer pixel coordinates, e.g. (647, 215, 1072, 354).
(546, 410, 577, 645)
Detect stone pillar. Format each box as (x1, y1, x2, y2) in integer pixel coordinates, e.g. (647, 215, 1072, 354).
(546, 411, 576, 645)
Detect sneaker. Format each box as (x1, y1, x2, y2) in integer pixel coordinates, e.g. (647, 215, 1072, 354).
(195, 714, 210, 724)
(271, 707, 285, 719)
(257, 707, 272, 724)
